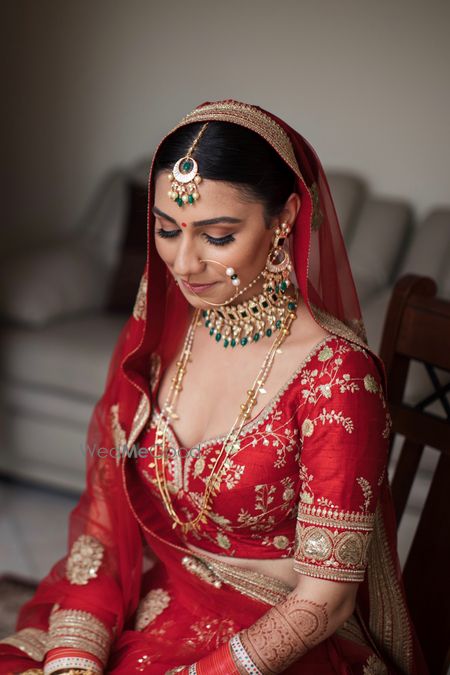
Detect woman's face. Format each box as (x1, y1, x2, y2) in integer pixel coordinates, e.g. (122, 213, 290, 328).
(153, 173, 280, 308)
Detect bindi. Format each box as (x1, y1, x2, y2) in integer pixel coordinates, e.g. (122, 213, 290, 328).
(181, 222, 188, 228)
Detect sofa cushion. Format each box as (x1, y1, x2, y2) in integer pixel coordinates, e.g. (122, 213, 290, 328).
(326, 172, 366, 243)
(0, 242, 112, 327)
(399, 209, 450, 298)
(347, 198, 412, 299)
(0, 313, 128, 399)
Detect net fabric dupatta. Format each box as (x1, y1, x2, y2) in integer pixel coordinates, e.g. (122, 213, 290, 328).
(0, 99, 428, 674)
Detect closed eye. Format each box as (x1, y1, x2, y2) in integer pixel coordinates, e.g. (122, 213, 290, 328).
(155, 229, 235, 247)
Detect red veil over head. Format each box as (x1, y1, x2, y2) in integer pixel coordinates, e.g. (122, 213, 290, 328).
(3, 99, 426, 675)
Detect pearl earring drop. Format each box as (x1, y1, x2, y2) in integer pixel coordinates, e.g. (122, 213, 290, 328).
(226, 266, 241, 286)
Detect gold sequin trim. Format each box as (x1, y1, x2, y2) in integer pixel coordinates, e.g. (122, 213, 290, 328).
(182, 553, 292, 605)
(48, 606, 111, 665)
(310, 302, 369, 348)
(0, 626, 48, 661)
(367, 505, 413, 674)
(66, 534, 104, 585)
(127, 391, 150, 449)
(110, 403, 128, 465)
(171, 101, 302, 181)
(134, 588, 171, 631)
(310, 182, 324, 231)
(132, 271, 147, 321)
(362, 654, 389, 674)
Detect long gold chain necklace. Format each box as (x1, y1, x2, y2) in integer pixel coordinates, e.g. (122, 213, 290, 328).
(152, 287, 299, 534)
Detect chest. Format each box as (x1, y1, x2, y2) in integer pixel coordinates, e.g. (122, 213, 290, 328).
(151, 333, 324, 451)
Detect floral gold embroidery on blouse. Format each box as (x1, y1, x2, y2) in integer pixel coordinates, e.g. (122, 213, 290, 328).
(66, 534, 105, 585)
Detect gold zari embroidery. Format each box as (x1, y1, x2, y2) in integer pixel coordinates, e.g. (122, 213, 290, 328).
(293, 520, 372, 582)
(48, 606, 111, 665)
(132, 272, 147, 321)
(0, 627, 48, 661)
(135, 588, 171, 631)
(66, 534, 104, 585)
(182, 553, 292, 605)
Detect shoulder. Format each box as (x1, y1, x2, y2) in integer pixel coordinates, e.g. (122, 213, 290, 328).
(298, 334, 387, 412)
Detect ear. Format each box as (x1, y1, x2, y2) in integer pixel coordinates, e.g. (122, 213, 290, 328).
(273, 192, 301, 230)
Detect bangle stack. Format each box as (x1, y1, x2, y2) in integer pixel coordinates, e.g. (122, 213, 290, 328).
(229, 633, 263, 674)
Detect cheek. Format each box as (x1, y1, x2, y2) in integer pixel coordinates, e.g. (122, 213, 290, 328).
(154, 235, 175, 265)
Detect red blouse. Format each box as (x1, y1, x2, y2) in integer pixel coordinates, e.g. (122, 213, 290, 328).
(136, 334, 391, 583)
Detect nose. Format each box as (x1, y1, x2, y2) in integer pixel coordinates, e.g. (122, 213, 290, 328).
(171, 233, 206, 278)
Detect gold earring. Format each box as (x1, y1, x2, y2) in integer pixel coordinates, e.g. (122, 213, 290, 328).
(263, 222, 292, 293)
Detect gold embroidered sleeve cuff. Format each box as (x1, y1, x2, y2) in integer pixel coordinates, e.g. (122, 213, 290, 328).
(47, 607, 112, 666)
(293, 505, 374, 582)
(66, 534, 104, 585)
(0, 627, 48, 661)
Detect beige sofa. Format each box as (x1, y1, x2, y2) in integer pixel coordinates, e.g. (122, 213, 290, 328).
(0, 161, 448, 494)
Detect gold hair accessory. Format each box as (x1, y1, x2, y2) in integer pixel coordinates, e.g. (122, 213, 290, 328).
(167, 123, 209, 207)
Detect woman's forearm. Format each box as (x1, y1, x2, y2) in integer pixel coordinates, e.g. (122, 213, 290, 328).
(234, 588, 352, 674)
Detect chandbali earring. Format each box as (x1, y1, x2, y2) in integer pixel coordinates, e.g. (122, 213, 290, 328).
(193, 223, 298, 348)
(262, 221, 293, 294)
(167, 123, 209, 207)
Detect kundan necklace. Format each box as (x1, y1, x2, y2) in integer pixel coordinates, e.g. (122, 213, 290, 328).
(152, 286, 299, 534)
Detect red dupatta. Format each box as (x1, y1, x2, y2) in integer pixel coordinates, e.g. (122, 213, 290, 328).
(0, 99, 426, 675)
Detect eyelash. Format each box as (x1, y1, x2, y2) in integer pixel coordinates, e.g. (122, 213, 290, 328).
(155, 228, 235, 247)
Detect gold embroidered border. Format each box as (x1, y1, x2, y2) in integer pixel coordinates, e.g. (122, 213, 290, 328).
(171, 101, 302, 180)
(181, 554, 292, 606)
(0, 626, 48, 661)
(298, 506, 375, 530)
(132, 272, 147, 321)
(367, 505, 413, 674)
(134, 588, 171, 631)
(293, 519, 373, 583)
(47, 607, 111, 665)
(127, 392, 150, 450)
(292, 559, 366, 583)
(66, 534, 104, 585)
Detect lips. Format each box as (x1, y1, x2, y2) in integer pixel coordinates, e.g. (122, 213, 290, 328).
(181, 280, 217, 292)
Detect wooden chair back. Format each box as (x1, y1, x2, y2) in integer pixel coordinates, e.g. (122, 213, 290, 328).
(379, 274, 450, 674)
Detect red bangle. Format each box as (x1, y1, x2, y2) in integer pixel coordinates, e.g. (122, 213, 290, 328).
(195, 641, 241, 675)
(45, 646, 103, 671)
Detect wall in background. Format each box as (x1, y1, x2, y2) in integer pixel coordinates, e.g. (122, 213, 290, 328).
(2, 0, 449, 253)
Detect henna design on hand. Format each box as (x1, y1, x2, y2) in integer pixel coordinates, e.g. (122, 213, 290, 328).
(240, 595, 329, 673)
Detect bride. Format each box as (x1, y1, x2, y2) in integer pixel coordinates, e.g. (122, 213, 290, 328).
(0, 99, 428, 674)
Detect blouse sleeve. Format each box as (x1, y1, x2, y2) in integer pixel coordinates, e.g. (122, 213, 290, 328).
(293, 339, 391, 583)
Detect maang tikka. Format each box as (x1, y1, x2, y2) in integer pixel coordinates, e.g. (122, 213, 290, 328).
(167, 123, 209, 207)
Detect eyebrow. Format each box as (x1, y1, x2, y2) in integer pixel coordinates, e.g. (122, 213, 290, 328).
(152, 206, 243, 227)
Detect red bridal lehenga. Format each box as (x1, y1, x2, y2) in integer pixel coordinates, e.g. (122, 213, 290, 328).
(0, 100, 429, 675)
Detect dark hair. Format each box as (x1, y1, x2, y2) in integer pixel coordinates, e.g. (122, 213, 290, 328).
(153, 121, 296, 228)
